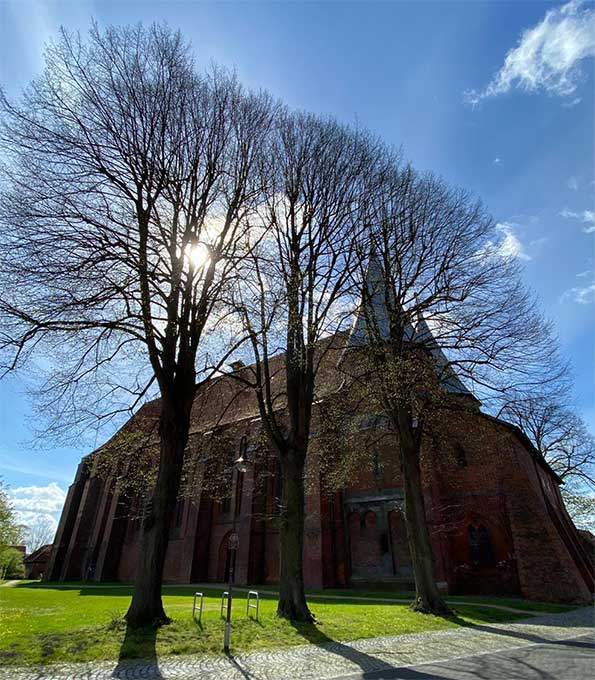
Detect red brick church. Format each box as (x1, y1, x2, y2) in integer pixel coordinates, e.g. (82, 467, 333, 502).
(46, 266, 594, 605)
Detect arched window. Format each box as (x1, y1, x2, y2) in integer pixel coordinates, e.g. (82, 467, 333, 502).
(468, 524, 494, 566)
(468, 525, 479, 563)
(478, 525, 494, 564)
(454, 444, 467, 468)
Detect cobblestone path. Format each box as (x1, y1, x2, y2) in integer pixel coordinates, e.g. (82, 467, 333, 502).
(0, 606, 592, 680)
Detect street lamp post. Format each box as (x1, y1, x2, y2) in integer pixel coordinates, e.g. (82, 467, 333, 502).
(224, 437, 249, 654)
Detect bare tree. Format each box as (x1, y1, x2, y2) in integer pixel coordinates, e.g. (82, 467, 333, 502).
(24, 517, 56, 553)
(559, 488, 595, 533)
(231, 111, 378, 620)
(500, 395, 595, 489)
(495, 387, 595, 532)
(0, 23, 273, 626)
(352, 163, 561, 614)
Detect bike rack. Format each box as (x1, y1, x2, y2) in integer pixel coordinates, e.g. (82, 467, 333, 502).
(220, 590, 229, 618)
(246, 590, 259, 621)
(192, 592, 204, 623)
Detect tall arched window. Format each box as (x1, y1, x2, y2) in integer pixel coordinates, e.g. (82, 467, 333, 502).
(468, 524, 494, 566)
(468, 525, 479, 563)
(478, 525, 494, 564)
(454, 444, 468, 468)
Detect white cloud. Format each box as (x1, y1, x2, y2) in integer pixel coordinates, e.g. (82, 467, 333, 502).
(567, 176, 579, 191)
(561, 283, 595, 304)
(494, 222, 532, 260)
(9, 482, 66, 521)
(560, 207, 595, 232)
(16, 511, 59, 535)
(493, 157, 502, 165)
(465, 0, 595, 105)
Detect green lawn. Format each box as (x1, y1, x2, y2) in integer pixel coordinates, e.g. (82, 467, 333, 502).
(0, 581, 570, 666)
(300, 587, 574, 613)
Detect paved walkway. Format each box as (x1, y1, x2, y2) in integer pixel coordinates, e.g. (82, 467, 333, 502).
(332, 634, 595, 680)
(0, 606, 592, 679)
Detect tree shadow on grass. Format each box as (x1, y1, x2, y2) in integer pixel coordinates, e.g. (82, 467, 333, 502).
(111, 621, 163, 679)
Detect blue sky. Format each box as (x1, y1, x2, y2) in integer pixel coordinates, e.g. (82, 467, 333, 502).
(0, 0, 593, 531)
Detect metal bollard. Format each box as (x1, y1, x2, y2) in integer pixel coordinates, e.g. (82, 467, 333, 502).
(246, 590, 259, 621)
(192, 592, 204, 623)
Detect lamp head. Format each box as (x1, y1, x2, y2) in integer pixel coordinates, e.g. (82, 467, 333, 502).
(234, 455, 248, 473)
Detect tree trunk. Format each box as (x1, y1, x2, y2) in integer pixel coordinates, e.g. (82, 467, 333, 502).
(277, 447, 314, 621)
(397, 409, 451, 615)
(125, 392, 192, 628)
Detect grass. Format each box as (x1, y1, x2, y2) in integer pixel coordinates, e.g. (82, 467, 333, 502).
(297, 587, 575, 613)
(0, 581, 573, 666)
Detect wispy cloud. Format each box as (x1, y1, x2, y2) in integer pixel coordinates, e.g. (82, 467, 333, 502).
(494, 222, 532, 260)
(560, 207, 595, 232)
(561, 283, 595, 304)
(464, 0, 595, 105)
(478, 222, 533, 261)
(561, 269, 595, 304)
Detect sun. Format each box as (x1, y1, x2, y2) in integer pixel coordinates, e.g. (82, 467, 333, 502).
(185, 242, 210, 270)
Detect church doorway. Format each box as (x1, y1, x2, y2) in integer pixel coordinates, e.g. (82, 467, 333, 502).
(348, 509, 392, 579)
(345, 491, 411, 584)
(217, 531, 234, 583)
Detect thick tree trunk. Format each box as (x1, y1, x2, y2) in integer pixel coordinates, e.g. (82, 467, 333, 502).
(125, 392, 192, 628)
(277, 447, 314, 621)
(397, 409, 451, 615)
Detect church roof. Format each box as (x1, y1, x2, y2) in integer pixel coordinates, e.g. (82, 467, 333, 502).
(412, 316, 474, 397)
(24, 544, 53, 563)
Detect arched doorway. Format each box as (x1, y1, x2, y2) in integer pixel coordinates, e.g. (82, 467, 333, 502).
(345, 494, 409, 583)
(217, 531, 233, 583)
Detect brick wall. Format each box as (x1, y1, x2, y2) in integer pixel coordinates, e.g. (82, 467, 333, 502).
(50, 346, 592, 604)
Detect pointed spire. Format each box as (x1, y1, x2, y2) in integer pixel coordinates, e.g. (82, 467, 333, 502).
(343, 256, 476, 399)
(346, 254, 414, 348)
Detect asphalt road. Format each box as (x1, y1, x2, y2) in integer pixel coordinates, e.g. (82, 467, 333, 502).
(332, 634, 595, 680)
